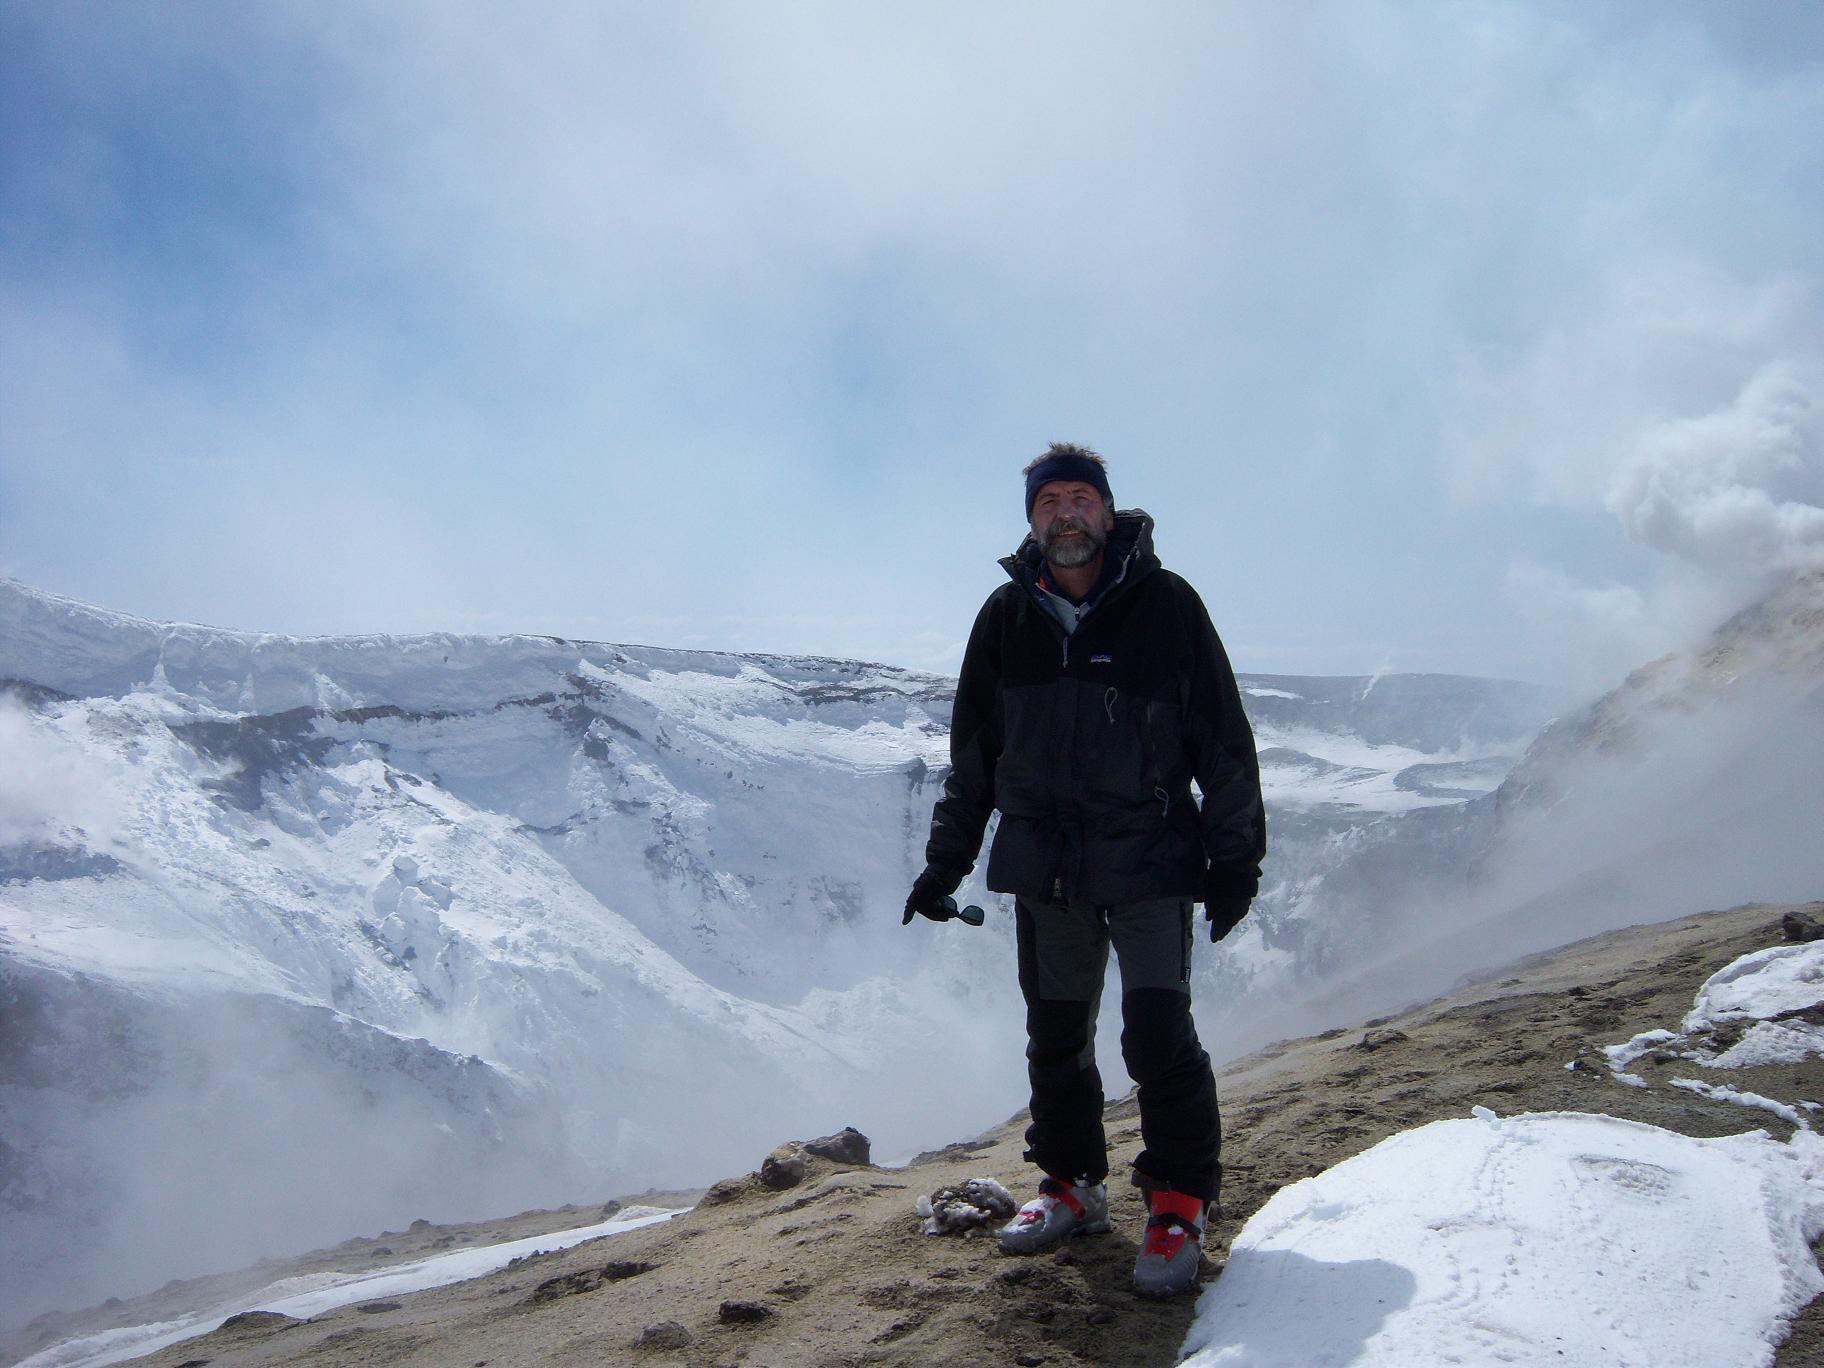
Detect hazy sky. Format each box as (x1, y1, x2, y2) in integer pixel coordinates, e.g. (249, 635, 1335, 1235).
(3, 1, 1821, 689)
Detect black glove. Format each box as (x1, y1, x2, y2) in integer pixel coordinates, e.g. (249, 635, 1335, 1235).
(1204, 895, 1251, 943)
(902, 867, 961, 925)
(1203, 864, 1259, 943)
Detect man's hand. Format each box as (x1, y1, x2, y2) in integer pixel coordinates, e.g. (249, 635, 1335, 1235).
(1203, 864, 1259, 942)
(903, 867, 960, 925)
(1203, 895, 1251, 943)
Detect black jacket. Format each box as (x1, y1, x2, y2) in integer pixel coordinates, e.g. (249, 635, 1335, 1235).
(925, 509, 1265, 906)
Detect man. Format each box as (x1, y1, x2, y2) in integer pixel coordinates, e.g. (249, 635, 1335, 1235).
(903, 443, 1265, 1298)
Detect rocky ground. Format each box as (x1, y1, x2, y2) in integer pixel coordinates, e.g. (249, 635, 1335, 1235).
(12, 900, 1824, 1368)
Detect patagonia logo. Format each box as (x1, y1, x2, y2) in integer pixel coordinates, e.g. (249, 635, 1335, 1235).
(1090, 654, 1113, 664)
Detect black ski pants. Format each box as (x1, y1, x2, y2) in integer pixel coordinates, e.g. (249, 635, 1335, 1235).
(1015, 894, 1222, 1203)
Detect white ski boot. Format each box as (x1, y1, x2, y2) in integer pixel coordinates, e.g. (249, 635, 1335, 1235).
(998, 1176, 1111, 1254)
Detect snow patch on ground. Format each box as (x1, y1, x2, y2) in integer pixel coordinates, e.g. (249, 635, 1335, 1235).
(1683, 942, 1824, 1037)
(1600, 941, 1824, 1098)
(1182, 1112, 1824, 1368)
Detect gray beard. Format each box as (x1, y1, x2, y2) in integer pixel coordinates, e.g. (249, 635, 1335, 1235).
(1040, 518, 1106, 569)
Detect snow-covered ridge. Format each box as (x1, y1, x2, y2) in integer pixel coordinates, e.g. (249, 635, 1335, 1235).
(0, 575, 954, 716)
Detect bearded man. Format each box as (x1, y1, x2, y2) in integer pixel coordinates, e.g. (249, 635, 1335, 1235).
(904, 442, 1266, 1298)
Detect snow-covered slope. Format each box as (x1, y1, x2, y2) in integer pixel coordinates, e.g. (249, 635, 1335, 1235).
(0, 581, 980, 1325)
(0, 577, 1555, 1327)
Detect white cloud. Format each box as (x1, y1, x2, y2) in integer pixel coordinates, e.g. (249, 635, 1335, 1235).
(1609, 360, 1824, 574)
(5, 1, 1824, 680)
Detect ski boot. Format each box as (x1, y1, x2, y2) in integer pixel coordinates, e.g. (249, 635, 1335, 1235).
(1132, 1189, 1207, 1298)
(998, 1176, 1111, 1254)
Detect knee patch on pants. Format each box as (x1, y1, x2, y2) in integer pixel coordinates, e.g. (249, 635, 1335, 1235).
(1027, 997, 1098, 1077)
(1120, 986, 1205, 1085)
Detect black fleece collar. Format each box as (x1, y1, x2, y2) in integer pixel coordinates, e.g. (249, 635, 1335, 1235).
(1000, 509, 1160, 612)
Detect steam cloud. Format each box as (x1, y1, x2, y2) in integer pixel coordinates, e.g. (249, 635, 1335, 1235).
(1610, 362, 1824, 575)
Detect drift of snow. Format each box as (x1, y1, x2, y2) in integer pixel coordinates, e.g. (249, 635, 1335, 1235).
(1180, 1111, 1824, 1368)
(15, 1208, 682, 1368)
(1684, 942, 1824, 1036)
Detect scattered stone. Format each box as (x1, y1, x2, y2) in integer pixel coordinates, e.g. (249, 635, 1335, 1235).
(601, 1198, 623, 1218)
(1358, 1028, 1410, 1052)
(409, 1218, 432, 1231)
(803, 1125, 872, 1165)
(1086, 1307, 1117, 1325)
(1783, 910, 1824, 942)
(528, 1272, 598, 1304)
(634, 1320, 692, 1350)
(529, 1258, 658, 1305)
(1017, 1355, 1048, 1366)
(917, 1177, 1018, 1234)
(909, 1135, 999, 1163)
(355, 1301, 402, 1314)
(760, 1148, 809, 1189)
(718, 1299, 775, 1324)
(996, 1264, 1036, 1286)
(699, 1176, 750, 1206)
(218, 1312, 300, 1333)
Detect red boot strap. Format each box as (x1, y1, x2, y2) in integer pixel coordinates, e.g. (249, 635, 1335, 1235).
(1036, 1177, 1087, 1218)
(1149, 1189, 1206, 1223)
(1145, 1211, 1201, 1234)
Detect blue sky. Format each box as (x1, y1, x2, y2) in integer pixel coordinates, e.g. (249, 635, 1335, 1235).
(3, 1, 1821, 690)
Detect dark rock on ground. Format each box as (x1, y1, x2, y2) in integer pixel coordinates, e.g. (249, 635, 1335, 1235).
(718, 1300, 775, 1324)
(804, 1126, 872, 1165)
(1783, 909, 1824, 942)
(633, 1320, 691, 1350)
(759, 1149, 809, 1189)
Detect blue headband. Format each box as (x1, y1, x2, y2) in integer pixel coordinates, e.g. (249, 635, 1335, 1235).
(1024, 453, 1113, 518)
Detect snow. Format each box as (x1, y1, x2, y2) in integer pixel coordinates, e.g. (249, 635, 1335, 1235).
(1184, 939, 1824, 1365)
(1601, 1028, 1679, 1088)
(1712, 1020, 1824, 1069)
(1683, 942, 1824, 1036)
(0, 577, 1562, 1324)
(14, 1208, 683, 1368)
(1252, 724, 1526, 815)
(1181, 1111, 1824, 1368)
(1599, 941, 1824, 1092)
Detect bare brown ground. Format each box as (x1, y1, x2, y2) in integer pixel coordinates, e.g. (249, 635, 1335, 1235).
(18, 900, 1824, 1368)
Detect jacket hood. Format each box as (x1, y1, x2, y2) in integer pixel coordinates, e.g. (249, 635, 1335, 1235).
(1001, 508, 1160, 593)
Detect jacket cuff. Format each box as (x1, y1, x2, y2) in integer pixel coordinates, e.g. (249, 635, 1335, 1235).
(922, 861, 968, 896)
(1203, 863, 1260, 902)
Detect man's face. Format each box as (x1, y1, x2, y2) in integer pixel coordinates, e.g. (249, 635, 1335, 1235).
(1030, 481, 1113, 569)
